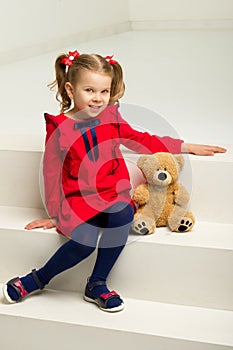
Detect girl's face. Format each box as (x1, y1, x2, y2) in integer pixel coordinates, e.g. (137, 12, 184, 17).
(65, 69, 112, 118)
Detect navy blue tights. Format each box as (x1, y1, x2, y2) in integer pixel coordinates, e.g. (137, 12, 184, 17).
(8, 202, 134, 304)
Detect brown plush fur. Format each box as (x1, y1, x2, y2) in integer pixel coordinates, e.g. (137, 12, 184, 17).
(131, 153, 195, 235)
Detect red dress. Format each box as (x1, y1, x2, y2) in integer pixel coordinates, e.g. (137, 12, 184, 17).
(43, 104, 183, 237)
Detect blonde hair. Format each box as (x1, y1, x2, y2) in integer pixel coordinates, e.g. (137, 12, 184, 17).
(49, 53, 125, 113)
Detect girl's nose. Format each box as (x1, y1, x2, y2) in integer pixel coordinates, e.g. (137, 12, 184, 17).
(93, 92, 101, 102)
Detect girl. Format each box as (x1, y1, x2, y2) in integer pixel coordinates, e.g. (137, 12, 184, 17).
(3, 51, 226, 312)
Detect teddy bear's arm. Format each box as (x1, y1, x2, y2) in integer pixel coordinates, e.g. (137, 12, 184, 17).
(132, 184, 149, 206)
(173, 183, 190, 206)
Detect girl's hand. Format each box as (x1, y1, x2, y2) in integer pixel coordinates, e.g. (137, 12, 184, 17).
(181, 143, 227, 156)
(25, 218, 56, 230)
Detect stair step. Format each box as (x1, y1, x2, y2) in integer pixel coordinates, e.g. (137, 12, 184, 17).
(125, 146, 233, 224)
(0, 149, 44, 209)
(0, 145, 232, 222)
(0, 286, 232, 350)
(0, 205, 232, 250)
(1, 205, 232, 311)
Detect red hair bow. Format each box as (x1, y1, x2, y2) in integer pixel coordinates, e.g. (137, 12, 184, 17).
(61, 50, 80, 66)
(105, 55, 118, 65)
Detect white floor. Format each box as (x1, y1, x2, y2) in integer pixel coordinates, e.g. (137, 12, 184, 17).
(0, 29, 232, 149)
(1, 286, 233, 348)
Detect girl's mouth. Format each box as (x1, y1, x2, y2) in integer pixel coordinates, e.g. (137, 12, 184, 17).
(89, 105, 102, 110)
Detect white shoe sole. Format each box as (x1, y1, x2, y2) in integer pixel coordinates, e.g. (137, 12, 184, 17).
(2, 282, 43, 304)
(2, 283, 16, 304)
(84, 295, 124, 312)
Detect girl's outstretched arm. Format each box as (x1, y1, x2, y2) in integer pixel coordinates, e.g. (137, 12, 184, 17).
(181, 143, 227, 156)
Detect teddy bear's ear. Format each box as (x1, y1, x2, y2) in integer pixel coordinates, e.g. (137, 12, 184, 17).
(174, 154, 184, 170)
(137, 155, 148, 170)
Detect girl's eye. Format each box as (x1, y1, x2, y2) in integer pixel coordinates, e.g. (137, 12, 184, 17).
(86, 88, 94, 92)
(102, 90, 109, 94)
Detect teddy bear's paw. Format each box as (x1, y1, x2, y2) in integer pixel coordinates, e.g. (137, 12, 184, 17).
(132, 217, 156, 235)
(177, 218, 193, 232)
(134, 221, 150, 235)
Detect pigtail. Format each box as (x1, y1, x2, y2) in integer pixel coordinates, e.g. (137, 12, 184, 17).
(48, 52, 125, 112)
(48, 54, 72, 113)
(109, 62, 125, 103)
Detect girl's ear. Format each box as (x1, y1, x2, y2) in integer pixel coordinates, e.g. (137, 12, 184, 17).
(65, 82, 74, 100)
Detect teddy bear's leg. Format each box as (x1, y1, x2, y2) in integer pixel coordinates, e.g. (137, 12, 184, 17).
(131, 206, 156, 235)
(167, 206, 195, 233)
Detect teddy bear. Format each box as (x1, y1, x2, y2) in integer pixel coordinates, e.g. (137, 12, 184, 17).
(131, 152, 195, 235)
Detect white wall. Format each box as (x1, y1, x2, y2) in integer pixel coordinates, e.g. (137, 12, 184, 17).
(129, 0, 233, 21)
(0, 0, 130, 54)
(2, 0, 232, 58)
(0, 0, 232, 145)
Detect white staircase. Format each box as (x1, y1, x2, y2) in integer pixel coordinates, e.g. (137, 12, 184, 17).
(0, 141, 233, 349)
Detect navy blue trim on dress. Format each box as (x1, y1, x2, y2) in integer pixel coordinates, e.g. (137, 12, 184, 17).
(74, 119, 100, 162)
(74, 119, 100, 130)
(90, 126, 99, 161)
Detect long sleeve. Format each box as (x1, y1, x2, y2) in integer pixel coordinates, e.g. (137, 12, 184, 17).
(117, 112, 183, 154)
(43, 114, 62, 217)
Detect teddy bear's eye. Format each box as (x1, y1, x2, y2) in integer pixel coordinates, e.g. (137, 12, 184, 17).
(164, 167, 167, 171)
(157, 168, 160, 171)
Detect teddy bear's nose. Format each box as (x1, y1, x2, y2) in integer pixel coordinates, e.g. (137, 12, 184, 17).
(158, 172, 167, 181)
